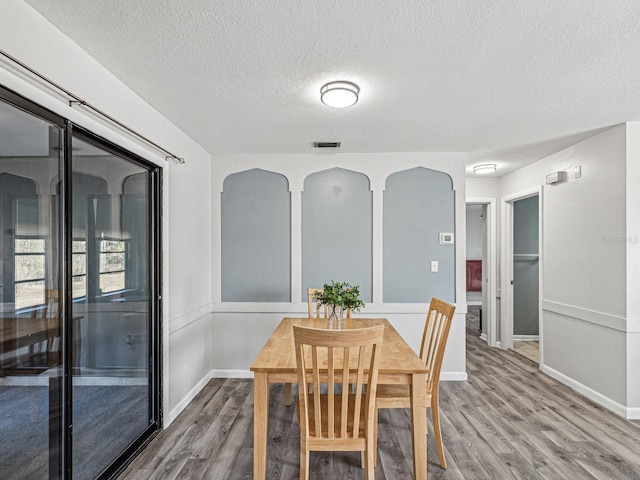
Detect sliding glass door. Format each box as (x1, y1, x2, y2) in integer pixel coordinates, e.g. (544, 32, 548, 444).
(70, 133, 159, 479)
(0, 87, 161, 479)
(0, 91, 65, 480)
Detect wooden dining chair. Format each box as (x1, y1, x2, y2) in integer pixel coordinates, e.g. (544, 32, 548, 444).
(27, 289, 63, 368)
(375, 297, 455, 469)
(307, 287, 327, 318)
(293, 324, 384, 480)
(307, 287, 352, 319)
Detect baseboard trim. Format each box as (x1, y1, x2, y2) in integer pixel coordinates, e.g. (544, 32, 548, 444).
(166, 371, 213, 426)
(211, 369, 253, 379)
(513, 335, 539, 341)
(479, 333, 488, 342)
(440, 371, 468, 381)
(541, 364, 628, 418)
(626, 407, 640, 420)
(166, 367, 467, 425)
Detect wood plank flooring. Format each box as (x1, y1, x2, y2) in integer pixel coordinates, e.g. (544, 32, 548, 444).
(119, 308, 640, 479)
(513, 340, 540, 363)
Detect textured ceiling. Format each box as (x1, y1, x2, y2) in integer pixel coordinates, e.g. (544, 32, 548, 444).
(23, 0, 640, 175)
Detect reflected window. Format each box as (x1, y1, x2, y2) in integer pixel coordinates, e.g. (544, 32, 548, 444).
(72, 234, 130, 298)
(14, 236, 46, 309)
(99, 238, 126, 293)
(72, 239, 87, 298)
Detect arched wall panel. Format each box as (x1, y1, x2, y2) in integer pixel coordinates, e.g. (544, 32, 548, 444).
(383, 167, 455, 303)
(301, 168, 372, 301)
(221, 168, 291, 301)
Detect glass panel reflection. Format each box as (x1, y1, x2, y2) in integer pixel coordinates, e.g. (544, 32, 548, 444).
(0, 98, 63, 479)
(71, 137, 151, 479)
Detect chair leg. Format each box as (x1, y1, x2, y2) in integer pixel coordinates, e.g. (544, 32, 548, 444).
(285, 383, 292, 406)
(362, 406, 374, 469)
(300, 443, 309, 480)
(373, 407, 378, 467)
(431, 396, 447, 469)
(365, 445, 375, 480)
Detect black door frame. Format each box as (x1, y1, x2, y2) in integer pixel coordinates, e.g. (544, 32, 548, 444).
(0, 84, 162, 480)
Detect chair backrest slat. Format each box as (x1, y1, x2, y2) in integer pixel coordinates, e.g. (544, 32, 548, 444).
(307, 288, 328, 318)
(419, 297, 456, 391)
(294, 325, 384, 442)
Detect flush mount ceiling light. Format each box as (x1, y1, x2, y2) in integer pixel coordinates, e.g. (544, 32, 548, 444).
(473, 163, 497, 175)
(320, 81, 360, 108)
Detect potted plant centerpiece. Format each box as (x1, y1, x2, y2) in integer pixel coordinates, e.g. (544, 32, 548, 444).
(314, 280, 365, 329)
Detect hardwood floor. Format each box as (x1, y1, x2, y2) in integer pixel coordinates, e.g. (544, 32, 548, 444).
(119, 309, 640, 479)
(513, 339, 540, 363)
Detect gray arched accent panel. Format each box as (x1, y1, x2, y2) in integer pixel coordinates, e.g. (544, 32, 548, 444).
(383, 167, 455, 303)
(0, 173, 38, 235)
(221, 168, 291, 302)
(302, 168, 372, 301)
(71, 172, 109, 238)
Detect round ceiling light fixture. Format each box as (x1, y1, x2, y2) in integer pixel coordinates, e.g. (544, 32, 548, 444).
(473, 163, 497, 175)
(320, 81, 360, 108)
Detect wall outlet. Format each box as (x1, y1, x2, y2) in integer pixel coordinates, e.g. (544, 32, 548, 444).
(431, 260, 438, 272)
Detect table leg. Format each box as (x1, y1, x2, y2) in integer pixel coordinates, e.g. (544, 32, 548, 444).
(253, 372, 269, 479)
(410, 373, 428, 479)
(284, 383, 292, 406)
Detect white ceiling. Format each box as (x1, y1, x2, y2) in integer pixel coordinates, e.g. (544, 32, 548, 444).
(23, 0, 640, 176)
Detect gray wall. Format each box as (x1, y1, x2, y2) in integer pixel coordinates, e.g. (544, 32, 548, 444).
(301, 168, 372, 301)
(383, 167, 455, 303)
(221, 169, 291, 301)
(513, 195, 539, 336)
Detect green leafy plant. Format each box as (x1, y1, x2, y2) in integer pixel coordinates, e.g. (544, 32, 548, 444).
(314, 280, 365, 312)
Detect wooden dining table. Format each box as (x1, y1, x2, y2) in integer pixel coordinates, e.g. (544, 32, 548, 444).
(0, 316, 60, 352)
(250, 317, 429, 479)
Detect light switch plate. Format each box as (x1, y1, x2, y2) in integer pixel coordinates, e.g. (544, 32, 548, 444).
(431, 260, 438, 272)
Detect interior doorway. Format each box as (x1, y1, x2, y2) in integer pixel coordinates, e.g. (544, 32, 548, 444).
(500, 188, 543, 366)
(466, 198, 497, 347)
(512, 195, 540, 363)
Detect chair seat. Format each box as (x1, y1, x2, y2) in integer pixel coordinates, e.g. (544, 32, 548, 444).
(298, 393, 368, 437)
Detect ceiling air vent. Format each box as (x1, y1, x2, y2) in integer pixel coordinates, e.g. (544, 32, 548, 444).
(313, 141, 341, 148)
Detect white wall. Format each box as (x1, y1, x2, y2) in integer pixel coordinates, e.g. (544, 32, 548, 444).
(500, 125, 638, 417)
(211, 153, 468, 381)
(625, 122, 640, 417)
(466, 177, 500, 199)
(1, 1, 213, 425)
